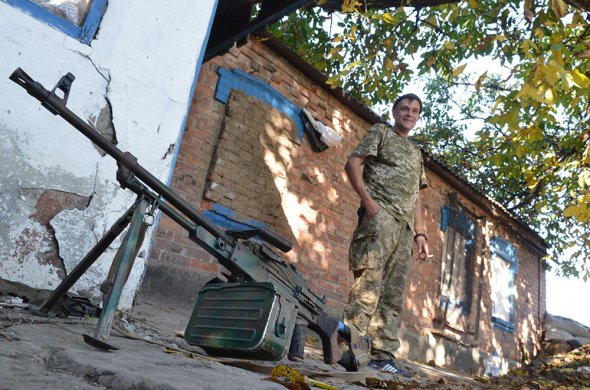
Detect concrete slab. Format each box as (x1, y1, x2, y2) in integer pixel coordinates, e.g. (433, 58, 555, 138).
(0, 302, 485, 390)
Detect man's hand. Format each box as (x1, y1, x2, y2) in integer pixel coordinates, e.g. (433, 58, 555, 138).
(416, 236, 429, 260)
(363, 197, 380, 218)
(345, 155, 382, 219)
(413, 195, 429, 261)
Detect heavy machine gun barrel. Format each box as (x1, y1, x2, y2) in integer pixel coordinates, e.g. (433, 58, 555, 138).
(9, 68, 298, 252)
(9, 67, 355, 368)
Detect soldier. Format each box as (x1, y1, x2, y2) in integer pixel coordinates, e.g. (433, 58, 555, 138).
(343, 93, 429, 373)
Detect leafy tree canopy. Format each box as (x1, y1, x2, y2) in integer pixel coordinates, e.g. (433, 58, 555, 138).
(269, 0, 590, 279)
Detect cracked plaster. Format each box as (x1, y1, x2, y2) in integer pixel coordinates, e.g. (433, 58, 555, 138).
(1, 1, 215, 309)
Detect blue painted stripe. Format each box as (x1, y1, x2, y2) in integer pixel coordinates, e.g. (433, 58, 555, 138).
(80, 0, 107, 44)
(203, 203, 268, 231)
(441, 206, 449, 232)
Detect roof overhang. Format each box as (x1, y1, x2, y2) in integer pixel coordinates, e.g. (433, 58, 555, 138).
(204, 0, 313, 61)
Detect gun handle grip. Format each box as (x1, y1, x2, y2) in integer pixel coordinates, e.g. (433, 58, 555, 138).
(287, 323, 306, 361)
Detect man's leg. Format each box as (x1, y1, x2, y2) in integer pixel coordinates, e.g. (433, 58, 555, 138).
(344, 212, 401, 339)
(369, 225, 413, 357)
(344, 267, 383, 338)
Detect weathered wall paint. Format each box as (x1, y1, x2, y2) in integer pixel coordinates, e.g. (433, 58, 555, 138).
(0, 0, 217, 308)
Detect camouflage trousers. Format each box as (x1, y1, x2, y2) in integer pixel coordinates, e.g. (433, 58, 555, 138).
(344, 208, 413, 355)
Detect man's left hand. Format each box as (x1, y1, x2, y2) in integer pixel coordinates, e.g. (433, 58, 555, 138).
(416, 236, 429, 260)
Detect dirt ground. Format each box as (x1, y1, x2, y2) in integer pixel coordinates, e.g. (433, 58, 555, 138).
(1, 297, 588, 390)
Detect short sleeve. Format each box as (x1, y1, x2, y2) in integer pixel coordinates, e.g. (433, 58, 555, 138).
(350, 124, 386, 158)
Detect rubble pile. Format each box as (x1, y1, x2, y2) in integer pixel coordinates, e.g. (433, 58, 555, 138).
(481, 343, 590, 389)
(294, 337, 590, 389)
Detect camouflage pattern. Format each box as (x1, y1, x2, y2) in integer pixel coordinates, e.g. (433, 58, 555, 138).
(350, 123, 427, 229)
(345, 209, 413, 353)
(345, 122, 427, 356)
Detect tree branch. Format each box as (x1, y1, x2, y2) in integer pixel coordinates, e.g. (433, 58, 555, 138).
(562, 0, 590, 12)
(320, 0, 461, 12)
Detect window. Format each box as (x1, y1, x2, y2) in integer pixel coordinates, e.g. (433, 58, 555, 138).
(439, 206, 476, 329)
(2, 0, 107, 44)
(490, 237, 518, 333)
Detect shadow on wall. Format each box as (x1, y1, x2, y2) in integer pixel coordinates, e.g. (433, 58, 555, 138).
(164, 41, 545, 371)
(200, 88, 542, 372)
(201, 90, 353, 308)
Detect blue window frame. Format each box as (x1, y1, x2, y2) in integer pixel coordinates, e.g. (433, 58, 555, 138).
(490, 237, 518, 333)
(2, 0, 107, 44)
(439, 206, 476, 318)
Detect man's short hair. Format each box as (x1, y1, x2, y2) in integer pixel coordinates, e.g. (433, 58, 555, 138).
(392, 93, 423, 113)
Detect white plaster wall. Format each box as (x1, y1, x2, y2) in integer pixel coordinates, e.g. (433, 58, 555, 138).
(0, 0, 217, 308)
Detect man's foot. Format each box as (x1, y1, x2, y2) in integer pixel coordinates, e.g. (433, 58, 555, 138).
(370, 349, 396, 361)
(287, 354, 304, 362)
(368, 359, 413, 377)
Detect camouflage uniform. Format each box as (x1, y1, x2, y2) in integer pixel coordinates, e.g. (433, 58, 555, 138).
(345, 123, 427, 356)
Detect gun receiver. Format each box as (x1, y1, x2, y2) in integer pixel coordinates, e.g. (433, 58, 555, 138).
(10, 68, 350, 367)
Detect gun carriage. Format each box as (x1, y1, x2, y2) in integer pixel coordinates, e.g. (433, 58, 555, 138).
(9, 68, 361, 369)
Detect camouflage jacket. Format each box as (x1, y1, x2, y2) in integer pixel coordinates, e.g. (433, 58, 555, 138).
(351, 123, 427, 228)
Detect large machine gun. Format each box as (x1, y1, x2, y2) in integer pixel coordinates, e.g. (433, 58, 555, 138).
(9, 68, 352, 367)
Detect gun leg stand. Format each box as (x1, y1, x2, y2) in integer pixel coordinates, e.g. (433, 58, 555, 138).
(28, 193, 151, 351)
(83, 196, 149, 350)
(29, 198, 142, 317)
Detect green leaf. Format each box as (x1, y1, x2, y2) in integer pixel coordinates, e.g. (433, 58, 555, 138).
(270, 3, 590, 277)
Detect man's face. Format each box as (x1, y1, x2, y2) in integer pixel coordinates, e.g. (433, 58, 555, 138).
(392, 99, 421, 132)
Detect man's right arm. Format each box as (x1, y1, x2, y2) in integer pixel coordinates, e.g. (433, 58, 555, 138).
(345, 156, 380, 218)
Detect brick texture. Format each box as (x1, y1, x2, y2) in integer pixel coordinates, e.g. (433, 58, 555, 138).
(149, 35, 546, 361)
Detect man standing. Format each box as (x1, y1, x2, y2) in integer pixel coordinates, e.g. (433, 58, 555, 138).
(344, 93, 429, 371)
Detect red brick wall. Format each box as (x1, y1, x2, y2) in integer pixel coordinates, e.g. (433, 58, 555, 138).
(200, 89, 359, 310)
(150, 37, 369, 313)
(402, 170, 545, 361)
(149, 36, 546, 359)
(477, 223, 546, 362)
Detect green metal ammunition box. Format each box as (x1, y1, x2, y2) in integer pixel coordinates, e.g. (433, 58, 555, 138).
(184, 282, 298, 360)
